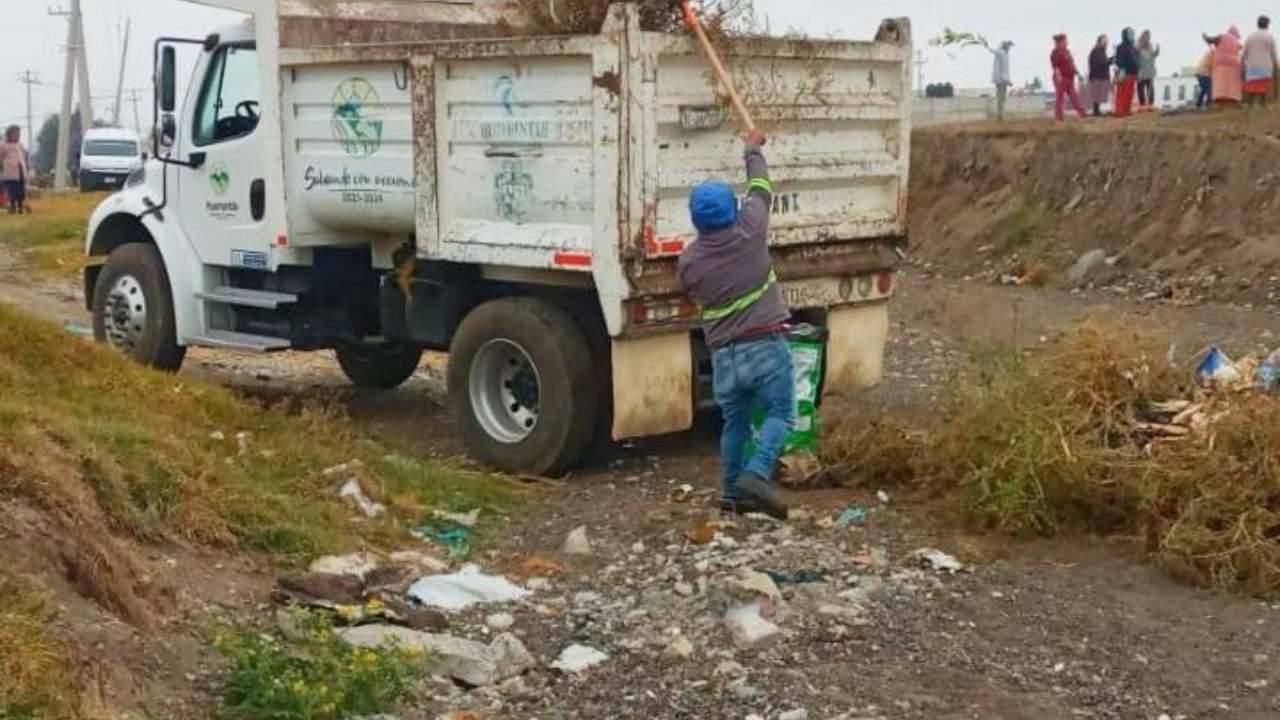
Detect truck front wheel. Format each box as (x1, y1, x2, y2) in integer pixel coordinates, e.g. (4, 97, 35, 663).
(448, 298, 598, 476)
(91, 243, 186, 371)
(336, 343, 424, 389)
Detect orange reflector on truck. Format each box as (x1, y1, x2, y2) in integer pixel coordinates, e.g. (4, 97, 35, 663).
(553, 251, 592, 268)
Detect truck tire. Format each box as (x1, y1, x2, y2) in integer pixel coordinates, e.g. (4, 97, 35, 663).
(91, 243, 186, 372)
(337, 343, 423, 389)
(448, 297, 598, 476)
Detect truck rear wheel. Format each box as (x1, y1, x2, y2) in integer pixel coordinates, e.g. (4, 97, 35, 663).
(91, 243, 186, 371)
(336, 343, 423, 389)
(448, 298, 598, 476)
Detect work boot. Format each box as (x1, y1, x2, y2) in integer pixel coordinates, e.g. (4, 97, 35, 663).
(736, 472, 789, 521)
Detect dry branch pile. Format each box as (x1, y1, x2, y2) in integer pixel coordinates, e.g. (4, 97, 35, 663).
(516, 0, 756, 35)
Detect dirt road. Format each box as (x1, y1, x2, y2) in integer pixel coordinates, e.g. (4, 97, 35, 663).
(5, 235, 1280, 718)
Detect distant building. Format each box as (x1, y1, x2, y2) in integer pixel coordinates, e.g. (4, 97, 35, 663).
(1154, 74, 1201, 110)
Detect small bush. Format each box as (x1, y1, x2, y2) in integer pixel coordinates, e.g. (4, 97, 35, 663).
(213, 611, 423, 720)
(818, 419, 922, 488)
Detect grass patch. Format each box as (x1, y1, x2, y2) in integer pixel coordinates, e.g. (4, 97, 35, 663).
(0, 576, 78, 720)
(0, 302, 515, 621)
(213, 610, 423, 720)
(993, 201, 1047, 251)
(0, 192, 106, 282)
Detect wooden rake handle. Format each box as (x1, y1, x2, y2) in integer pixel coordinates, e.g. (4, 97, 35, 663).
(679, 0, 758, 134)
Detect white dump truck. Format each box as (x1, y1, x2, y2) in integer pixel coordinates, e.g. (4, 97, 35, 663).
(85, 0, 912, 475)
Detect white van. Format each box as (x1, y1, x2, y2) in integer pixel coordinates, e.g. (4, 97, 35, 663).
(79, 128, 144, 191)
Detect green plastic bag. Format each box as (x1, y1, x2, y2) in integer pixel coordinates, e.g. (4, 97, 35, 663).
(748, 325, 826, 456)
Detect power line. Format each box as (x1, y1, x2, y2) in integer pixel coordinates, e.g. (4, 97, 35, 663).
(15, 70, 41, 144)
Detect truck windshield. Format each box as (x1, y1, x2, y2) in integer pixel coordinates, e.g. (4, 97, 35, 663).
(84, 140, 138, 157)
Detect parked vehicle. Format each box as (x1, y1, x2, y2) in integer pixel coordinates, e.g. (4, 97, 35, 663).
(80, 127, 144, 191)
(84, 0, 913, 475)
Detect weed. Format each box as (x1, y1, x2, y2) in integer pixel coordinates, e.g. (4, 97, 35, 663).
(818, 419, 922, 488)
(994, 201, 1047, 250)
(213, 610, 424, 720)
(517, 0, 755, 34)
(0, 576, 78, 720)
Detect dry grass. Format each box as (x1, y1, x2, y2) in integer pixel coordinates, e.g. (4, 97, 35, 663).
(817, 419, 921, 488)
(0, 576, 79, 720)
(0, 191, 106, 283)
(0, 302, 514, 623)
(825, 317, 1280, 596)
(517, 0, 756, 34)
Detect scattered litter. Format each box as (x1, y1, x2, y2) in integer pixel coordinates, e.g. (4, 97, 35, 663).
(486, 612, 516, 631)
(322, 460, 364, 479)
(876, 489, 891, 504)
(1195, 347, 1243, 389)
(309, 552, 379, 578)
(724, 602, 781, 649)
(62, 320, 93, 338)
(563, 526, 592, 555)
(550, 644, 609, 674)
(407, 564, 531, 611)
(765, 570, 826, 585)
(235, 431, 252, 456)
(434, 508, 481, 528)
(339, 478, 386, 518)
(388, 550, 450, 574)
(911, 548, 964, 574)
(1244, 678, 1269, 690)
(834, 505, 869, 528)
(413, 522, 472, 558)
(1256, 347, 1280, 392)
(209, 430, 225, 441)
(727, 569, 782, 600)
(778, 710, 809, 720)
(662, 633, 695, 660)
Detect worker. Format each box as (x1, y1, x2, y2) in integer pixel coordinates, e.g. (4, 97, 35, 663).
(1113, 28, 1140, 118)
(1136, 31, 1161, 110)
(1195, 38, 1214, 109)
(1050, 33, 1087, 121)
(1208, 27, 1244, 105)
(1087, 34, 1114, 116)
(990, 40, 1014, 121)
(678, 131, 791, 521)
(1243, 16, 1278, 106)
(1, 125, 29, 215)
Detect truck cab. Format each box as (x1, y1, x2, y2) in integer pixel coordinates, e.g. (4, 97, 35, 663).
(83, 0, 911, 476)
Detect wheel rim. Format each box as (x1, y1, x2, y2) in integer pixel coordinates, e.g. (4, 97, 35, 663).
(101, 274, 148, 353)
(469, 339, 541, 444)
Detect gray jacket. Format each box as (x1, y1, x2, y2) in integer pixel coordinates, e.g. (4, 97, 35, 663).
(678, 144, 790, 349)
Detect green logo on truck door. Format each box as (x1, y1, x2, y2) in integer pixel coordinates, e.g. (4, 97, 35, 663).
(331, 77, 384, 158)
(209, 162, 231, 196)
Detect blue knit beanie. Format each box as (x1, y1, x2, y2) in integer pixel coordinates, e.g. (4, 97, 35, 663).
(689, 181, 738, 233)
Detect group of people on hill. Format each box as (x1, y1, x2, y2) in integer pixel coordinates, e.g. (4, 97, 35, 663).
(993, 16, 1280, 123)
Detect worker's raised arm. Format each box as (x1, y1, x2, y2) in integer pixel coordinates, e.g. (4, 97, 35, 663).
(738, 131, 771, 242)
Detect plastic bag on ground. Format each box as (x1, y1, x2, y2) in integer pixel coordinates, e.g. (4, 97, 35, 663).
(407, 564, 530, 611)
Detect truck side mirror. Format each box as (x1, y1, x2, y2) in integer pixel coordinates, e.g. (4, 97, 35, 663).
(159, 46, 177, 112)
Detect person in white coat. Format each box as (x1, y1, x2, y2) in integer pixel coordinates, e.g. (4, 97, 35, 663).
(990, 40, 1014, 121)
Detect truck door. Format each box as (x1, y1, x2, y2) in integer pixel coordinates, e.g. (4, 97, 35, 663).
(178, 42, 272, 269)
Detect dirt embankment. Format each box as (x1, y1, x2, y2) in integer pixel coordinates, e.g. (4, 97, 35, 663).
(909, 119, 1280, 304)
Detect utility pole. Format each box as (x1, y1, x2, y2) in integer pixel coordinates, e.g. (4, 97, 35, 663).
(50, 0, 92, 189)
(112, 19, 131, 127)
(126, 88, 144, 134)
(50, 4, 75, 189)
(915, 50, 927, 98)
(15, 71, 40, 146)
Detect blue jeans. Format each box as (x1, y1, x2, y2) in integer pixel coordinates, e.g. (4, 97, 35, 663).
(712, 334, 795, 500)
(1197, 76, 1212, 108)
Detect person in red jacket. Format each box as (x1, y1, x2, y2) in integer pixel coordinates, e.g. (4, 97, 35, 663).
(1051, 34, 1087, 121)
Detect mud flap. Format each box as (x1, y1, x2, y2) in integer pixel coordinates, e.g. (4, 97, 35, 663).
(610, 333, 694, 441)
(823, 302, 889, 402)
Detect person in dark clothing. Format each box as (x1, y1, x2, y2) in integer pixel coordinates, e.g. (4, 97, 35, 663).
(678, 131, 792, 520)
(1087, 35, 1114, 116)
(1114, 28, 1141, 117)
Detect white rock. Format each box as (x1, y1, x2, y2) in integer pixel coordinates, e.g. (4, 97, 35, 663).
(779, 710, 809, 720)
(563, 526, 592, 555)
(486, 612, 516, 631)
(724, 602, 781, 649)
(550, 644, 609, 674)
(662, 634, 694, 660)
(339, 625, 530, 687)
(433, 508, 480, 527)
(673, 581, 695, 597)
(713, 659, 746, 678)
(339, 478, 386, 518)
(911, 547, 964, 574)
(526, 577, 551, 591)
(308, 552, 378, 578)
(727, 569, 782, 601)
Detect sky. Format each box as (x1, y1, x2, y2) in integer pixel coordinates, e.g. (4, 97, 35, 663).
(0, 0, 1272, 151)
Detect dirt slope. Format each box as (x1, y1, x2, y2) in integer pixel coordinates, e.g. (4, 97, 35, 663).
(910, 115, 1280, 304)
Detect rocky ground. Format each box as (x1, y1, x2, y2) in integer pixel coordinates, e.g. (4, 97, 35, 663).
(7, 239, 1280, 719)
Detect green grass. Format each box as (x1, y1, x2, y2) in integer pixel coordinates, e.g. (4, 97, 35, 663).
(0, 192, 106, 282)
(994, 201, 1047, 251)
(0, 577, 78, 720)
(0, 300, 515, 563)
(213, 610, 424, 720)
